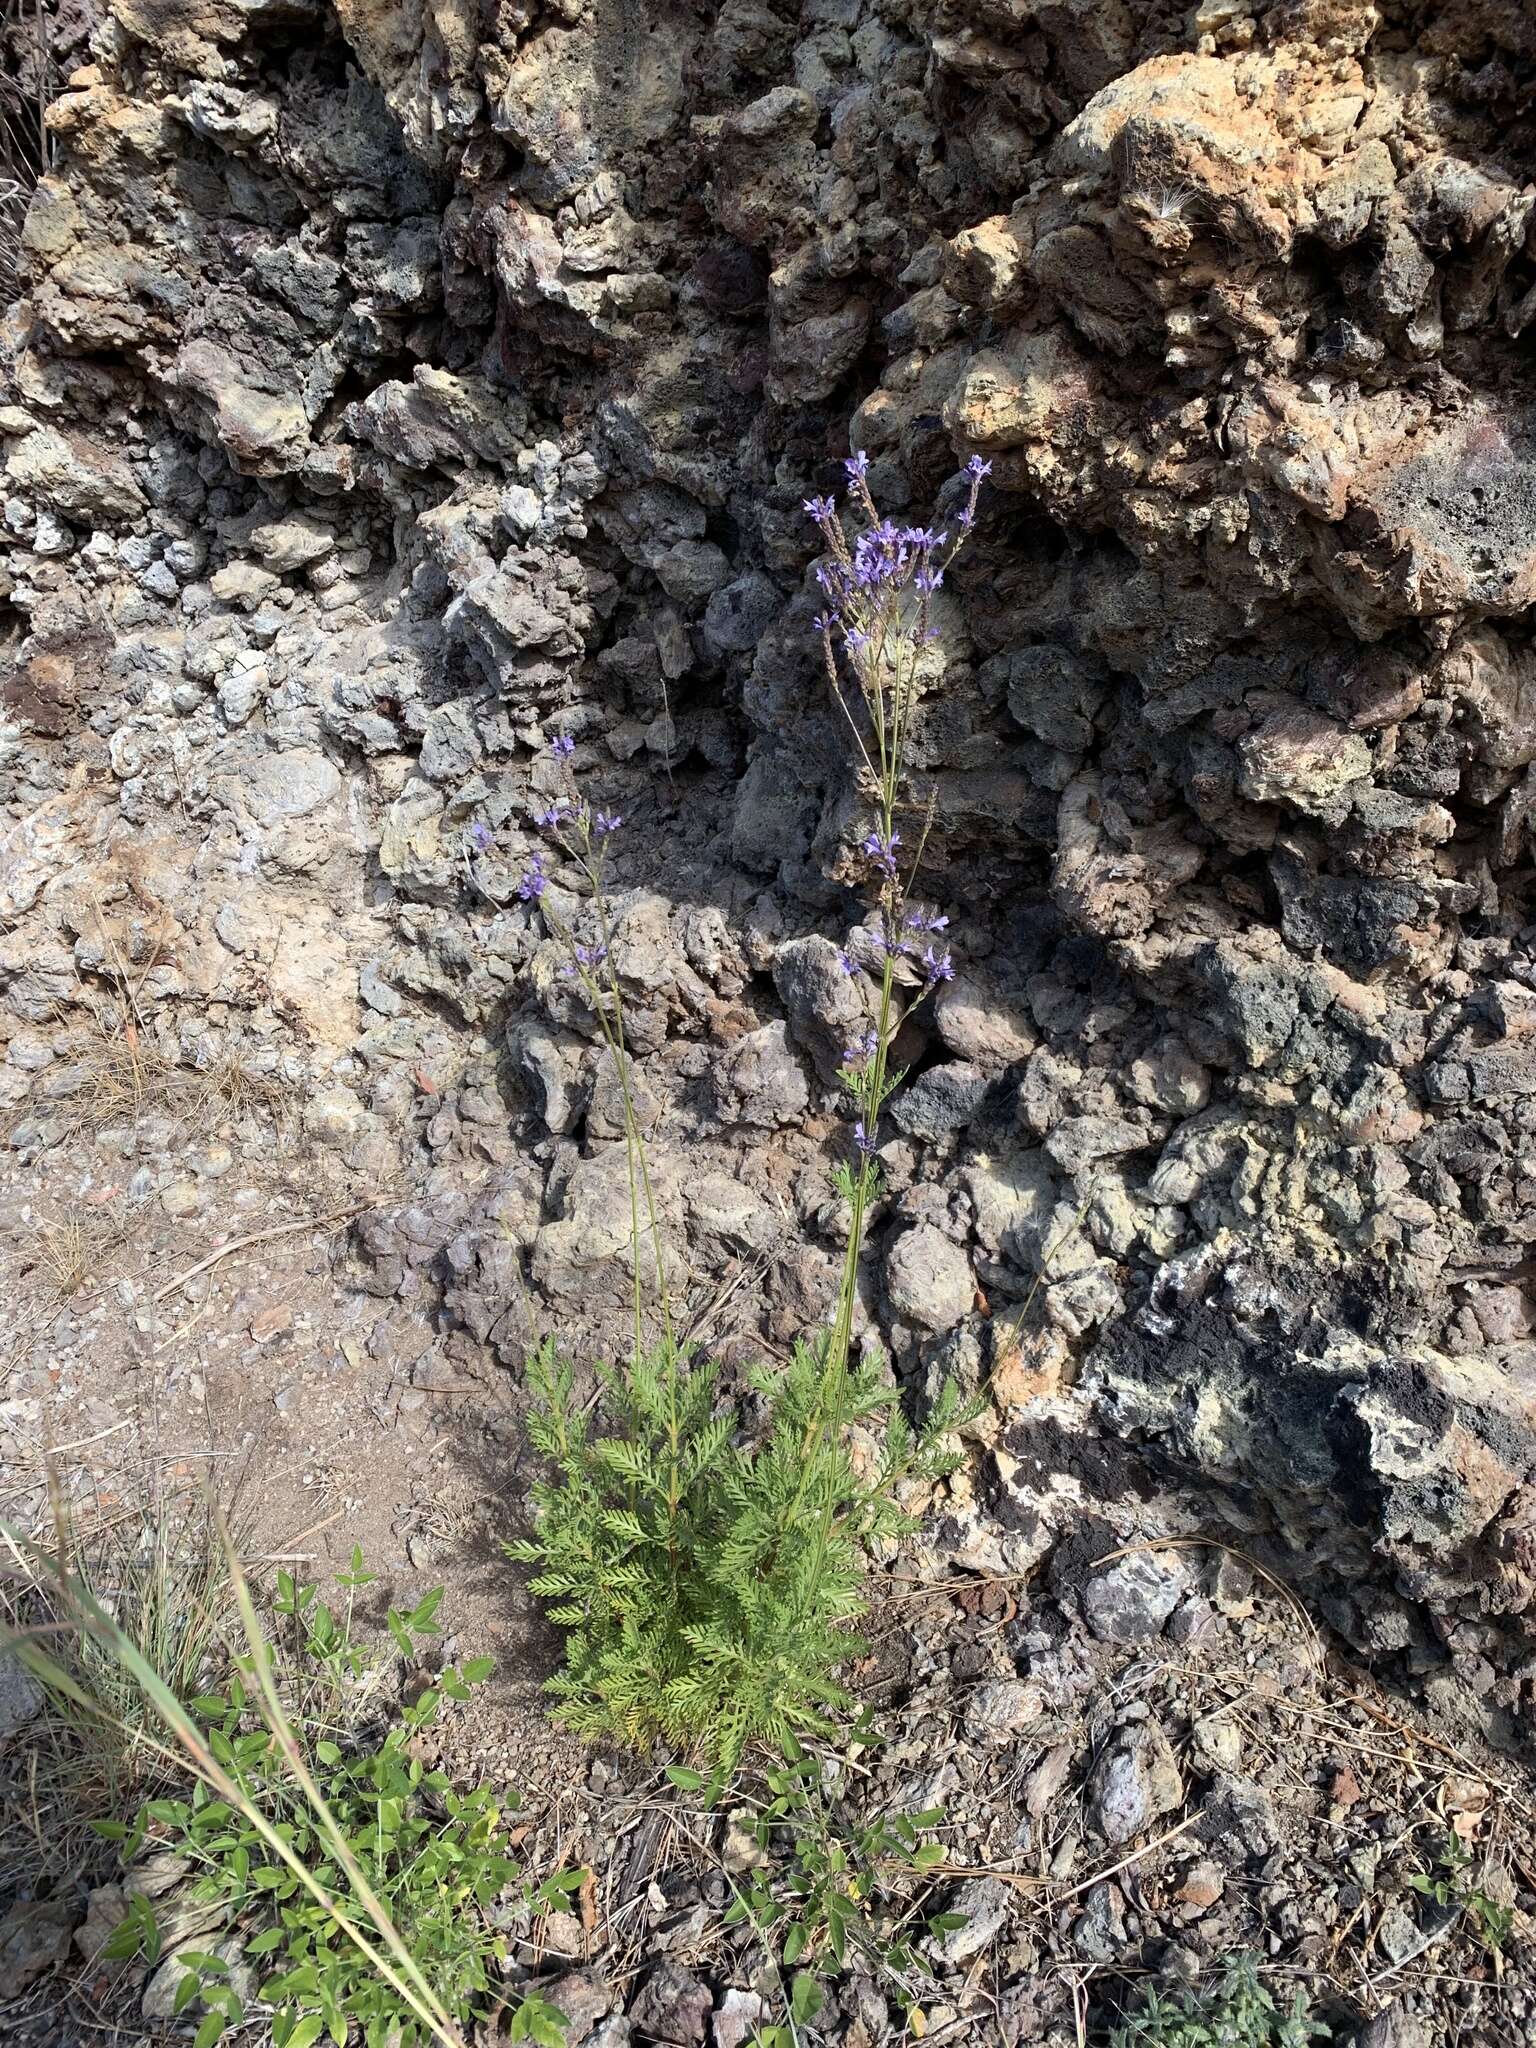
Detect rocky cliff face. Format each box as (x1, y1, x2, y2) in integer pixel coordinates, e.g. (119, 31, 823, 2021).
(5, 0, 1536, 1736)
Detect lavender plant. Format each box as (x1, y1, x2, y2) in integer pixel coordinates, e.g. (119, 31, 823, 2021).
(499, 453, 989, 1776)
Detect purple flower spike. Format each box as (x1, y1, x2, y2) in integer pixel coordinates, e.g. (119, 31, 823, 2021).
(914, 566, 943, 596)
(592, 810, 623, 837)
(517, 856, 548, 901)
(836, 948, 858, 977)
(803, 494, 837, 522)
(965, 455, 993, 480)
(550, 734, 575, 758)
(845, 449, 870, 481)
(861, 827, 901, 880)
(921, 946, 955, 987)
(853, 1119, 877, 1157)
(534, 800, 571, 829)
(843, 1026, 878, 1068)
(463, 821, 494, 855)
(573, 941, 608, 970)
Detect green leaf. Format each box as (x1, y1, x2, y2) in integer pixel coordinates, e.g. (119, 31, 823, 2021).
(194, 2016, 228, 2048)
(283, 2017, 326, 2048)
(460, 1655, 494, 1684)
(790, 1973, 823, 2024)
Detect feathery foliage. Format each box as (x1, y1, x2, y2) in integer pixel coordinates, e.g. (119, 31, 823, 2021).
(509, 1335, 968, 1771)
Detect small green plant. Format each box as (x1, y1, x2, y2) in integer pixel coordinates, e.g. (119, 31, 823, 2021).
(501, 455, 990, 1778)
(6, 1526, 569, 2048)
(96, 1555, 579, 2048)
(1106, 1958, 1329, 2047)
(1409, 1828, 1514, 1954)
(510, 1337, 967, 1772)
(685, 1743, 961, 2041)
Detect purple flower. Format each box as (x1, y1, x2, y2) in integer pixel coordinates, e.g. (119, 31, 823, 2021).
(844, 626, 870, 652)
(463, 821, 495, 855)
(914, 566, 943, 596)
(803, 494, 837, 522)
(845, 450, 870, 481)
(592, 810, 623, 837)
(561, 940, 610, 980)
(517, 856, 548, 901)
(861, 827, 901, 879)
(906, 910, 950, 934)
(549, 734, 575, 758)
(836, 948, 858, 977)
(852, 1119, 877, 1158)
(965, 455, 993, 480)
(534, 800, 572, 829)
(842, 1027, 878, 1068)
(921, 946, 955, 988)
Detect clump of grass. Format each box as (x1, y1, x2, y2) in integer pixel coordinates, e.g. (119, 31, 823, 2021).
(0, 1485, 240, 1892)
(497, 453, 992, 1779)
(26, 1204, 128, 1298)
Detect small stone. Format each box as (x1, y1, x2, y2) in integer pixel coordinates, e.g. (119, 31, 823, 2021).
(934, 972, 1036, 1069)
(500, 483, 543, 536)
(720, 1814, 765, 1874)
(885, 1223, 974, 1333)
(0, 1898, 78, 1992)
(964, 1679, 1041, 1745)
(1376, 1903, 1422, 1968)
(889, 1060, 990, 1141)
(1087, 1722, 1183, 1844)
(250, 1303, 294, 1342)
(209, 561, 281, 609)
(1023, 1742, 1074, 1818)
(249, 516, 335, 573)
(1127, 1035, 1210, 1115)
(303, 1085, 366, 1147)
(142, 1934, 252, 2023)
(629, 1961, 712, 2045)
(160, 1179, 205, 1220)
(1175, 1859, 1224, 1912)
(1081, 1551, 1190, 1644)
(1071, 1880, 1126, 1964)
(934, 1876, 1009, 1964)
(713, 1989, 768, 2048)
(1190, 1713, 1244, 1775)
(544, 1970, 612, 2040)
(702, 571, 779, 656)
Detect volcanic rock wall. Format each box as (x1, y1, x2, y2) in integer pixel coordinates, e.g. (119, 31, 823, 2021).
(5, 0, 1536, 1731)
